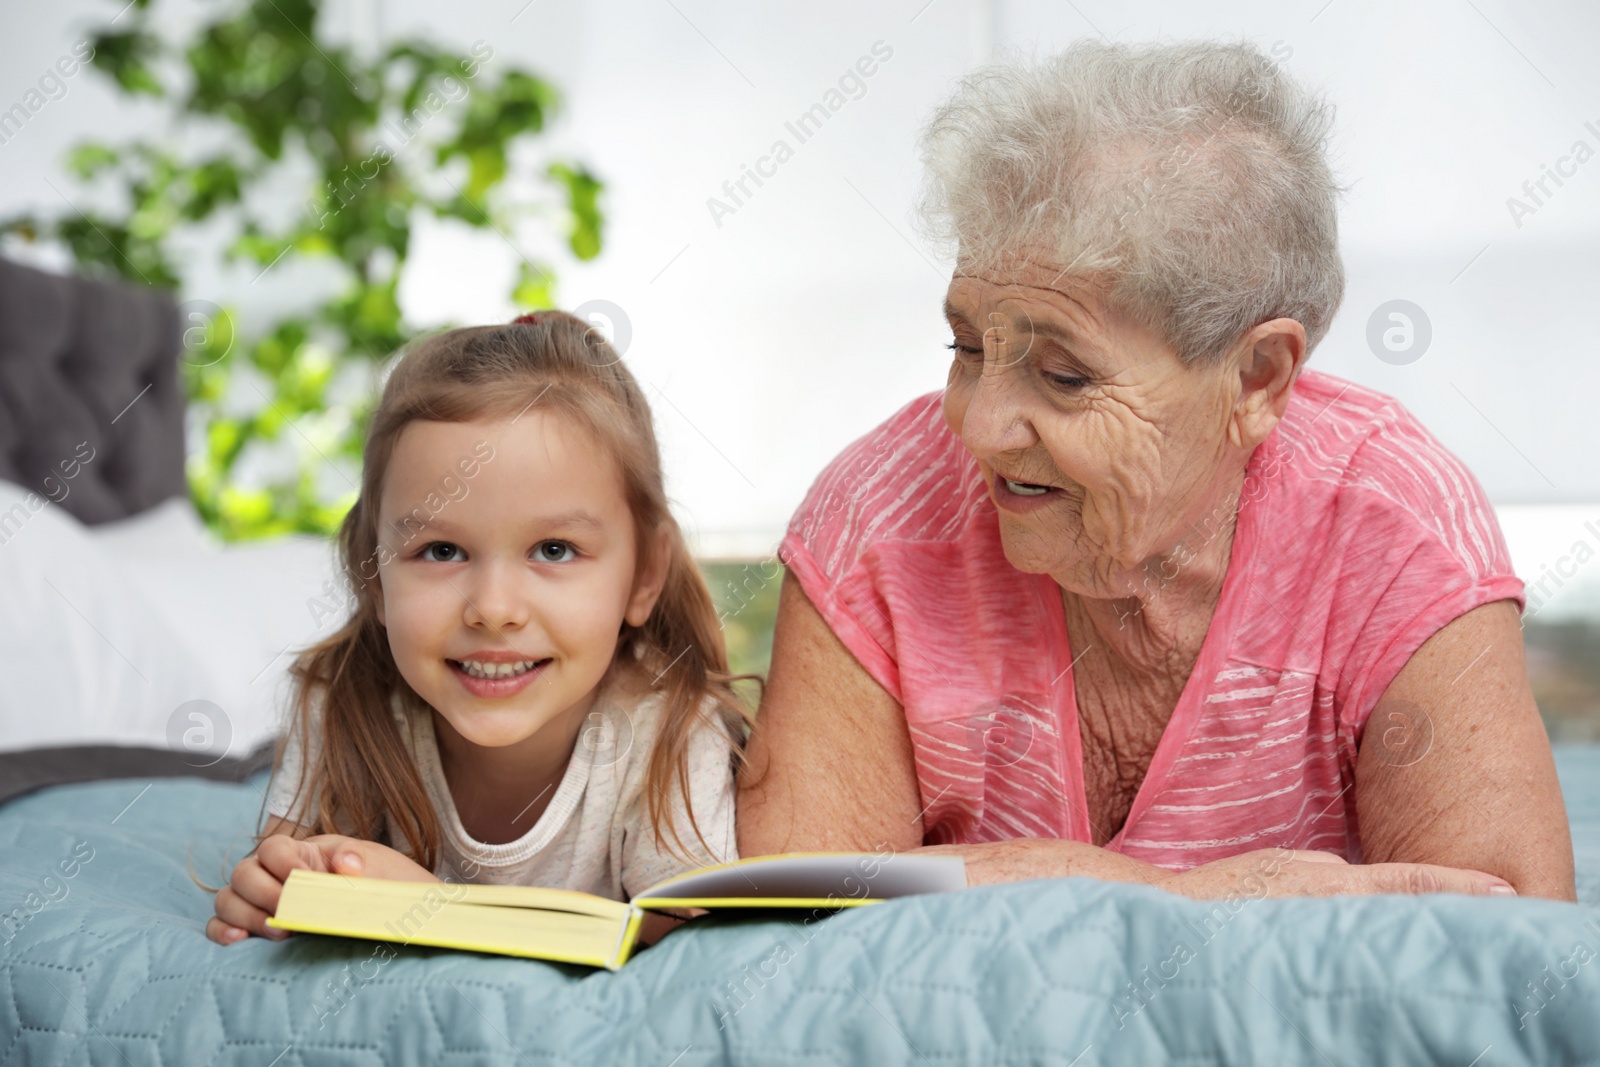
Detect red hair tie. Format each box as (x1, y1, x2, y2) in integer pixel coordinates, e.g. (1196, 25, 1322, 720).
(512, 312, 542, 325)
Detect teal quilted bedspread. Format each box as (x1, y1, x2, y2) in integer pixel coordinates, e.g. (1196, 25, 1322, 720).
(2, 747, 1598, 1065)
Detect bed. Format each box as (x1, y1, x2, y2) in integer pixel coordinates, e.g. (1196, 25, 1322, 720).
(2, 259, 1598, 1065)
(1, 751, 1598, 1065)
(0, 257, 342, 772)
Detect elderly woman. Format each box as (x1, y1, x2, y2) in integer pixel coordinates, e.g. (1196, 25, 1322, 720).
(737, 39, 1576, 901)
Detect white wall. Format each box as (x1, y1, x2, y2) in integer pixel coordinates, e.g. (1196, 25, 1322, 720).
(3, 0, 1598, 590)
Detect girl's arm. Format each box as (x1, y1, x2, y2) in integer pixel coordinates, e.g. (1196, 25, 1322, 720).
(208, 831, 439, 945)
(215, 688, 445, 942)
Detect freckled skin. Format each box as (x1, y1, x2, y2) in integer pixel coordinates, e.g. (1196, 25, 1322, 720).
(941, 258, 1298, 840)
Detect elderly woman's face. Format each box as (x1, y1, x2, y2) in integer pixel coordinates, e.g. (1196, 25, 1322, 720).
(941, 262, 1244, 595)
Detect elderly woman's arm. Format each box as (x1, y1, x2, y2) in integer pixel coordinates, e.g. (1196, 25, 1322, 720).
(738, 573, 1550, 899)
(1351, 599, 1576, 901)
(736, 573, 1164, 884)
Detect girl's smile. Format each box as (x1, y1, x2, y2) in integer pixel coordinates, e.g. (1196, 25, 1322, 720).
(372, 409, 668, 759)
(446, 655, 551, 698)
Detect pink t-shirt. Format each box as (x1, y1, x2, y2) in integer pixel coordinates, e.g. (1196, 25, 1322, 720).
(779, 369, 1525, 871)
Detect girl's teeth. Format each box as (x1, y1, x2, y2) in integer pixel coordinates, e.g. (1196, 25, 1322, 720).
(1005, 479, 1050, 496)
(458, 659, 540, 680)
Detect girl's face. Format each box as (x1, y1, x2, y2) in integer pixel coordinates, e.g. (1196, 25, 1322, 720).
(373, 410, 665, 752)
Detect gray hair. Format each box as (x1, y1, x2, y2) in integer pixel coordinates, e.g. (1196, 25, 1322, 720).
(913, 38, 1347, 366)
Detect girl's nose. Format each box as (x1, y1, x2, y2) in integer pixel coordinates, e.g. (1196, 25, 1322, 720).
(459, 561, 531, 633)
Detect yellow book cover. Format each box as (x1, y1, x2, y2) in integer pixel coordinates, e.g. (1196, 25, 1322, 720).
(266, 851, 966, 970)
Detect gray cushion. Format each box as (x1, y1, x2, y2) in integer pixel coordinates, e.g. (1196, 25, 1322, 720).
(0, 257, 185, 524)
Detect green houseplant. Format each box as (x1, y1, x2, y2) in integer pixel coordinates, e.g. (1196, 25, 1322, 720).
(3, 0, 603, 541)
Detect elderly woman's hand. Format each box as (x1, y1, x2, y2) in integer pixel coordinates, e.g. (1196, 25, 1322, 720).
(924, 839, 1516, 898)
(1152, 848, 1517, 899)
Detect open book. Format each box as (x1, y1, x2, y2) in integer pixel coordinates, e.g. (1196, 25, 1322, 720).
(266, 851, 966, 970)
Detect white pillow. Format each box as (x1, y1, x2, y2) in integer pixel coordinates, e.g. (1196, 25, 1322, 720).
(0, 482, 349, 759)
(87, 493, 223, 559)
(0, 482, 230, 753)
(87, 493, 349, 759)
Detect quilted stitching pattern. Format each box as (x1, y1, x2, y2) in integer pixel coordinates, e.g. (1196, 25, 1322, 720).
(2, 753, 1598, 1066)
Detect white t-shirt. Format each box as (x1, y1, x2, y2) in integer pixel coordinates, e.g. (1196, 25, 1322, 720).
(265, 684, 741, 902)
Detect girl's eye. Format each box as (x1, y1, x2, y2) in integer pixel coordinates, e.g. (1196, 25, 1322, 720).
(419, 542, 463, 563)
(535, 540, 576, 563)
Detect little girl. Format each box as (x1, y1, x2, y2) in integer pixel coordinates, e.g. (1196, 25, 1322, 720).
(207, 310, 751, 945)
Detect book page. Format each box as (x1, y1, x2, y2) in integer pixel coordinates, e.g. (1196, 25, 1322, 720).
(268, 870, 634, 969)
(452, 883, 630, 920)
(635, 851, 966, 907)
(265, 870, 630, 920)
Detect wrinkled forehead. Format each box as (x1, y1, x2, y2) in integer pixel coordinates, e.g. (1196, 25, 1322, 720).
(945, 266, 1118, 345)
(950, 241, 1117, 303)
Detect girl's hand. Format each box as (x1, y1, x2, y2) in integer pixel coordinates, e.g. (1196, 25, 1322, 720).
(206, 834, 439, 945)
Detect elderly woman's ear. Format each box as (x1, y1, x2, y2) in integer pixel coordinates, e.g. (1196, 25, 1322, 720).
(1227, 316, 1306, 451)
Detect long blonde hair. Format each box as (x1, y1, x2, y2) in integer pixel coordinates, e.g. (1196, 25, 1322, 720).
(269, 311, 752, 870)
